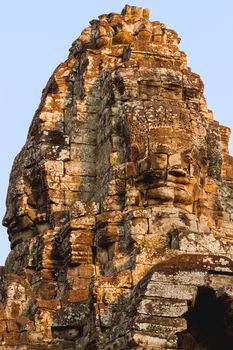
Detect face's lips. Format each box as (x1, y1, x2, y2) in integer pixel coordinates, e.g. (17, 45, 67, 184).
(7, 221, 20, 236)
(8, 220, 17, 229)
(169, 167, 187, 177)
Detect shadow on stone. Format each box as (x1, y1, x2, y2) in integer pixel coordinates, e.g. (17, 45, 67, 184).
(178, 286, 233, 350)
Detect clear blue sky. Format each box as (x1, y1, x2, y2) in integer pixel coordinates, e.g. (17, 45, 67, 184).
(1, 1, 233, 265)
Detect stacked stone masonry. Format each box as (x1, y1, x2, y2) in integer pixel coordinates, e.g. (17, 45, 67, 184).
(1, 5, 233, 349)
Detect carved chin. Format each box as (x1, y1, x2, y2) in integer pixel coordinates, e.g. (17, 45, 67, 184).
(146, 187, 193, 207)
(174, 188, 193, 205)
(147, 187, 174, 202)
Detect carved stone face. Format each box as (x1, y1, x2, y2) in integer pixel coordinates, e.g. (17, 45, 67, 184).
(1, 64, 212, 265)
(1, 14, 229, 281)
(3, 151, 49, 249)
(3, 168, 32, 246)
(124, 68, 209, 219)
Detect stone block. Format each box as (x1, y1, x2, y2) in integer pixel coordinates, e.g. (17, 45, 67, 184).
(151, 270, 206, 286)
(145, 282, 197, 301)
(134, 314, 187, 338)
(138, 297, 188, 317)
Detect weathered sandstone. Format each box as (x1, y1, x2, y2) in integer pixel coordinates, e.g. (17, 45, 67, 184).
(1, 5, 233, 349)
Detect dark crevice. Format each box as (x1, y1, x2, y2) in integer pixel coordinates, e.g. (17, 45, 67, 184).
(208, 270, 233, 276)
(178, 286, 233, 350)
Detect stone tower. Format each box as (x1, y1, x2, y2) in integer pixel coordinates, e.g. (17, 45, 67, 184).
(1, 5, 233, 349)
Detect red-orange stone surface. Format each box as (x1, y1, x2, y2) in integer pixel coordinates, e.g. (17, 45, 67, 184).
(1, 5, 233, 349)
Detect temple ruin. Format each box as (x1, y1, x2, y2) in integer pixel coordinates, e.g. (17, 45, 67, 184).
(1, 5, 233, 349)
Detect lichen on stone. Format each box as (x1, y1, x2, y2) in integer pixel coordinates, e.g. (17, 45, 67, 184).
(1, 5, 233, 349)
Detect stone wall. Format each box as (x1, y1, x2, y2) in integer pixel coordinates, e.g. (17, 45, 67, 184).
(1, 5, 233, 349)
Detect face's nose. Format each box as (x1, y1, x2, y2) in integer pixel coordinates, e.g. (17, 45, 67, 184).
(2, 210, 13, 228)
(2, 214, 9, 227)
